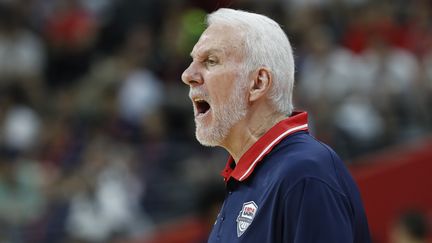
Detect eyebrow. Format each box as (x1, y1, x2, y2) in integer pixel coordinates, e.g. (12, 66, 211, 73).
(190, 48, 224, 59)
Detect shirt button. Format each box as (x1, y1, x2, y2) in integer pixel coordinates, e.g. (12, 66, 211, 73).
(221, 216, 225, 221)
(228, 191, 232, 195)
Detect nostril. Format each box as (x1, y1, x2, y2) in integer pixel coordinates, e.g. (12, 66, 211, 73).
(184, 74, 202, 87)
(188, 79, 201, 86)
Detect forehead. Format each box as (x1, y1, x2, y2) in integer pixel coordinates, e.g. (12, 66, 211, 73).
(191, 24, 245, 59)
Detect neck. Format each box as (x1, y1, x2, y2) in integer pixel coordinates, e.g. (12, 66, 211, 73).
(221, 107, 286, 163)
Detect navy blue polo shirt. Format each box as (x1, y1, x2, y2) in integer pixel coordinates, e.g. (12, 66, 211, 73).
(208, 112, 371, 243)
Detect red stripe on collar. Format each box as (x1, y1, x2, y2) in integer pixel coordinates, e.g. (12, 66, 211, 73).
(221, 111, 309, 182)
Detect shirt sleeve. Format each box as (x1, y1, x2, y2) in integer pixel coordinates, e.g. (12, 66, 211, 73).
(281, 177, 354, 243)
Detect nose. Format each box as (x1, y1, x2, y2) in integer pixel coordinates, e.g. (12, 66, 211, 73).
(181, 62, 203, 87)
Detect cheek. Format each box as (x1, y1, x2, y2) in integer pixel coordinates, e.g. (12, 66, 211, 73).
(210, 83, 233, 106)
(206, 67, 240, 101)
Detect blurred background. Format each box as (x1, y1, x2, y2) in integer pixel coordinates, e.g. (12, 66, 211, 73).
(0, 0, 430, 242)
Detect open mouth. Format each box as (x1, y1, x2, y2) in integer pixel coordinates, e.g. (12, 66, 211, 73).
(193, 98, 211, 116)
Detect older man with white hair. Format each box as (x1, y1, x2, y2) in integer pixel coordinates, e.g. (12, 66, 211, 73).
(182, 8, 371, 243)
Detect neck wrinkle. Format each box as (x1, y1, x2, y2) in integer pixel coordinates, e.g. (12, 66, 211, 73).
(223, 112, 286, 164)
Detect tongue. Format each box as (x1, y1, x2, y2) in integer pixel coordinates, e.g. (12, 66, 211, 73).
(198, 101, 210, 114)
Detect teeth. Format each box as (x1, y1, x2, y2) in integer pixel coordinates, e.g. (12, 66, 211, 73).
(193, 98, 205, 102)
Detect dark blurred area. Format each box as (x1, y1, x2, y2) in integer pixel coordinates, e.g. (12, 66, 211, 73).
(0, 0, 430, 242)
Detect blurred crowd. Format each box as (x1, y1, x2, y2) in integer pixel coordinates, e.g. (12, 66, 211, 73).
(0, 0, 430, 242)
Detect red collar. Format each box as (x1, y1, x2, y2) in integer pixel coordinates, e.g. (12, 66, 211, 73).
(221, 111, 309, 182)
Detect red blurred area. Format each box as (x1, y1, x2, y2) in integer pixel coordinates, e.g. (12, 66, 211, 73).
(351, 136, 432, 243)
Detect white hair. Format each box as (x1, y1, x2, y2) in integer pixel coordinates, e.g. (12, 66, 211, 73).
(207, 8, 295, 115)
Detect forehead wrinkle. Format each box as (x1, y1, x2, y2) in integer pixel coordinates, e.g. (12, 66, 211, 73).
(191, 25, 246, 61)
(191, 41, 244, 62)
(192, 47, 225, 60)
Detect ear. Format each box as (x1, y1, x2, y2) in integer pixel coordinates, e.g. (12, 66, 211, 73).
(248, 68, 272, 102)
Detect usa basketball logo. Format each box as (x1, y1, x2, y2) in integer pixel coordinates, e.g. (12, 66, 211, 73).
(236, 201, 258, 237)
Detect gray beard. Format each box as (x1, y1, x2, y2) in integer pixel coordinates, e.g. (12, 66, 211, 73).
(195, 80, 248, 147)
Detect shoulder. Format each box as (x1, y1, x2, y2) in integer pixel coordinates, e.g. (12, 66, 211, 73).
(261, 132, 345, 194)
(269, 132, 338, 176)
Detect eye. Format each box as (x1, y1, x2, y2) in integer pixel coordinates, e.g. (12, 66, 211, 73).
(204, 57, 218, 67)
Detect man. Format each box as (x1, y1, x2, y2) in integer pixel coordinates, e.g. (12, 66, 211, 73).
(181, 8, 371, 243)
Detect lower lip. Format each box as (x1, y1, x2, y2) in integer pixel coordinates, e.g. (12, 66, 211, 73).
(195, 108, 211, 121)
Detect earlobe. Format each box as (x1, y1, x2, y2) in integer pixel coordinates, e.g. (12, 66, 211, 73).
(249, 68, 272, 102)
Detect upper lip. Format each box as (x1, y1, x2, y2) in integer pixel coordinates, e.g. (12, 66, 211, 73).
(190, 94, 208, 104)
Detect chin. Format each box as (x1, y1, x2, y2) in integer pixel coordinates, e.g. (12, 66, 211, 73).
(196, 138, 219, 147)
(195, 126, 225, 147)
(196, 132, 219, 147)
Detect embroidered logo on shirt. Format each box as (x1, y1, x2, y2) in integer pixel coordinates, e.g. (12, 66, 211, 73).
(236, 201, 258, 237)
